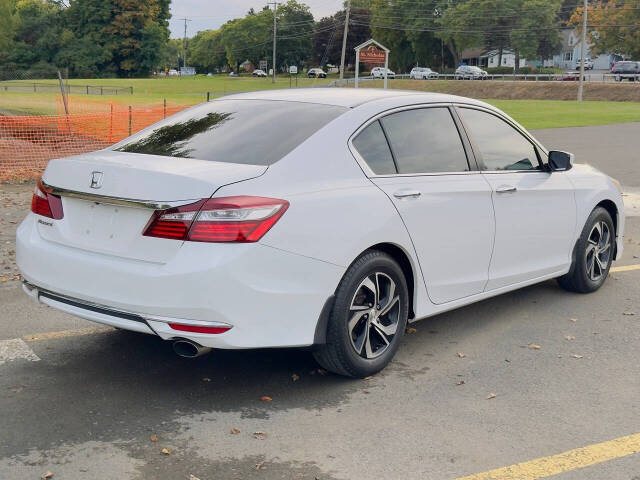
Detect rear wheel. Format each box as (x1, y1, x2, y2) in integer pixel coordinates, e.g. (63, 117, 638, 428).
(558, 207, 614, 293)
(313, 251, 409, 378)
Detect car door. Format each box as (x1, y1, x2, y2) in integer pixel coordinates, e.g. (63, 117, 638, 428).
(456, 106, 577, 291)
(350, 105, 495, 305)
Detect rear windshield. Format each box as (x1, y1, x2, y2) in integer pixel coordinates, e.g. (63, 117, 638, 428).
(114, 99, 347, 165)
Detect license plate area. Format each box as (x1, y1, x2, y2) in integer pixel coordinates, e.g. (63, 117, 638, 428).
(36, 197, 182, 263)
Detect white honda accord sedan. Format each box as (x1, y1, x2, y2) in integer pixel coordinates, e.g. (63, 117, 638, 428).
(17, 88, 624, 377)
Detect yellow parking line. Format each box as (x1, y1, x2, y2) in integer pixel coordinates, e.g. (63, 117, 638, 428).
(610, 264, 640, 273)
(23, 326, 113, 342)
(455, 433, 640, 480)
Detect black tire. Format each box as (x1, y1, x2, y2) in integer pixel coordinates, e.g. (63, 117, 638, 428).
(313, 250, 409, 378)
(558, 207, 615, 293)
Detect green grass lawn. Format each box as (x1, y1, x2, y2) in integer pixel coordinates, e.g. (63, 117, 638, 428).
(2, 76, 640, 129)
(485, 99, 640, 130)
(0, 75, 333, 114)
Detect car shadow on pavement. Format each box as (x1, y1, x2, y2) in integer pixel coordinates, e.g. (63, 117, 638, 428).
(2, 278, 608, 459)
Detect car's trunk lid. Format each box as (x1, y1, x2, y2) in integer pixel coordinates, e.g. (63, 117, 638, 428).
(38, 151, 267, 263)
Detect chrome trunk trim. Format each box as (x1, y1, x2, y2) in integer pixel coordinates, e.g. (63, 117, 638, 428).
(40, 181, 198, 210)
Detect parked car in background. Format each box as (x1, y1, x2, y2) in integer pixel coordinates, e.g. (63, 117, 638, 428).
(576, 58, 594, 70)
(252, 69, 267, 77)
(371, 67, 395, 79)
(612, 61, 640, 81)
(455, 66, 488, 80)
(561, 71, 585, 81)
(18, 88, 624, 378)
(308, 68, 327, 78)
(168, 69, 179, 76)
(410, 67, 439, 79)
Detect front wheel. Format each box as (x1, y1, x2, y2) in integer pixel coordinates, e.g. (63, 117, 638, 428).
(313, 251, 409, 377)
(558, 207, 614, 293)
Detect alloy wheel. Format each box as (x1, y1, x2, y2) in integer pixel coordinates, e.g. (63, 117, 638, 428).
(585, 221, 612, 281)
(348, 272, 401, 359)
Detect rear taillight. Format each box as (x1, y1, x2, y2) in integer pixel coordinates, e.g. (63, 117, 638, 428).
(31, 180, 63, 220)
(143, 196, 289, 243)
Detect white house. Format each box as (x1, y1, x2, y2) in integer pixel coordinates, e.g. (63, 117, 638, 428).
(552, 29, 620, 70)
(460, 48, 527, 68)
(484, 49, 527, 68)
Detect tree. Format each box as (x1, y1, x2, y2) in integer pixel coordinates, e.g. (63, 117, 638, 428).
(437, 0, 563, 70)
(570, 0, 640, 60)
(311, 5, 371, 69)
(0, 0, 15, 54)
(188, 30, 227, 73)
(277, 0, 314, 68)
(218, 1, 314, 73)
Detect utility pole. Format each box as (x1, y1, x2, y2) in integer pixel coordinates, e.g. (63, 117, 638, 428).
(578, 0, 588, 101)
(339, 0, 351, 81)
(179, 18, 192, 71)
(268, 2, 280, 83)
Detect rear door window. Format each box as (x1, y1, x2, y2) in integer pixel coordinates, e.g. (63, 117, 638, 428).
(351, 120, 396, 175)
(380, 107, 470, 174)
(115, 100, 347, 165)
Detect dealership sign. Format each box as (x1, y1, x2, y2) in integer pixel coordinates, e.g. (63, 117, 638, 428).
(354, 39, 391, 89)
(359, 45, 386, 64)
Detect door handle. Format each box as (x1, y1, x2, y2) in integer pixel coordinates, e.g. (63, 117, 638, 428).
(393, 189, 422, 199)
(496, 185, 517, 194)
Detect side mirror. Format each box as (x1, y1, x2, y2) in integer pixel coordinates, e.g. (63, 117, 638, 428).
(548, 150, 574, 172)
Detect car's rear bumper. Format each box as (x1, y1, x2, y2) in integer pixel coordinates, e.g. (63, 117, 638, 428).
(17, 214, 345, 349)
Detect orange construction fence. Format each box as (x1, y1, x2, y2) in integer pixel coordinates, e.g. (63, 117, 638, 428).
(0, 103, 192, 181)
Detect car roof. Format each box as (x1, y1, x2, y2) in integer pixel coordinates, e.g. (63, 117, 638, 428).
(221, 87, 490, 109)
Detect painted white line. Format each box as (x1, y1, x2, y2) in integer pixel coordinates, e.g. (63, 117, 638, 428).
(0, 338, 40, 366)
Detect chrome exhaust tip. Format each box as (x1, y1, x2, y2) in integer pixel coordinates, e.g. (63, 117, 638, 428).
(172, 339, 212, 358)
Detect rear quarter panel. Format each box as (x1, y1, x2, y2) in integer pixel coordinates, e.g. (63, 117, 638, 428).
(215, 104, 432, 319)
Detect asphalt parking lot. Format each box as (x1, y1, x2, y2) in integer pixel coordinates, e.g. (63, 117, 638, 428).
(1, 123, 640, 480)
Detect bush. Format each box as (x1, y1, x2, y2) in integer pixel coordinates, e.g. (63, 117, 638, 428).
(486, 66, 515, 74)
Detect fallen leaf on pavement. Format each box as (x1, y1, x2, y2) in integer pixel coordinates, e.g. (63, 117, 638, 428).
(161, 448, 171, 455)
(292, 374, 300, 382)
(571, 354, 584, 359)
(230, 428, 240, 435)
(406, 327, 417, 334)
(0, 277, 6, 283)
(564, 335, 575, 341)
(41, 472, 53, 479)
(570, 318, 578, 323)
(150, 434, 158, 443)
(487, 393, 497, 400)
(456, 380, 465, 386)
(260, 396, 272, 402)
(189, 475, 201, 480)
(253, 431, 267, 440)
(255, 460, 265, 470)
(528, 344, 541, 350)
(457, 352, 466, 358)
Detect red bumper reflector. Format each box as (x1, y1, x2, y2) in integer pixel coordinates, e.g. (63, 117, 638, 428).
(168, 323, 232, 334)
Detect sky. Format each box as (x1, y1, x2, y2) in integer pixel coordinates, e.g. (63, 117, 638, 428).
(168, 0, 345, 38)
